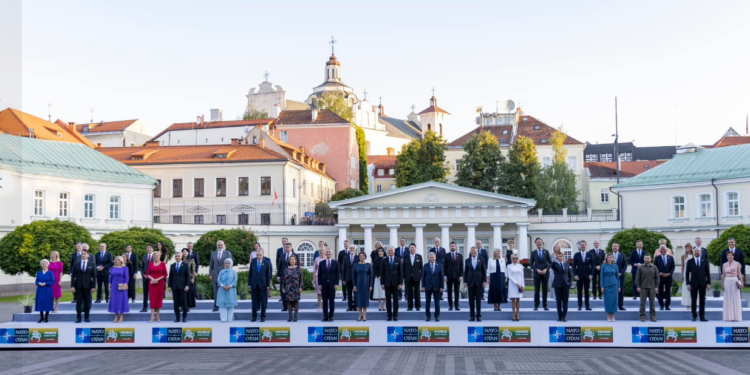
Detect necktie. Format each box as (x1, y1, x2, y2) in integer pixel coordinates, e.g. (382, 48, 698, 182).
(82, 261, 85, 271)
(327, 260, 330, 271)
(582, 252, 586, 262)
(390, 257, 393, 266)
(176, 263, 180, 272)
(696, 258, 700, 267)
(219, 251, 222, 260)
(149, 254, 152, 263)
(452, 252, 455, 262)
(432, 264, 435, 273)
(257, 261, 261, 273)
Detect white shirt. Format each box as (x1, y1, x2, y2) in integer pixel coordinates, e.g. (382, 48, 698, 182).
(81, 260, 87, 270)
(218, 250, 223, 259)
(472, 257, 477, 269)
(410, 254, 415, 265)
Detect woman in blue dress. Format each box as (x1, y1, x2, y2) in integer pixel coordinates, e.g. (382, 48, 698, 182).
(108, 256, 130, 322)
(216, 258, 238, 322)
(352, 252, 373, 321)
(600, 253, 621, 322)
(35, 259, 55, 323)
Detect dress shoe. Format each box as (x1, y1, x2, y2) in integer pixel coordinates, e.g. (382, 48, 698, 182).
(106, 299, 109, 303)
(251, 318, 257, 322)
(543, 307, 549, 311)
(469, 317, 475, 322)
(182, 318, 187, 322)
(563, 317, 567, 322)
(75, 318, 81, 323)
(416, 308, 420, 311)
(328, 318, 334, 322)
(426, 317, 431, 322)
(94, 300, 101, 303)
(282, 308, 288, 312)
(619, 307, 626, 311)
(85, 319, 91, 323)
(651, 318, 657, 322)
(140, 308, 147, 313)
(394, 317, 399, 321)
(632, 297, 637, 300)
(641, 317, 646, 322)
(407, 308, 413, 311)
(174, 319, 180, 322)
(578, 307, 582, 311)
(659, 306, 664, 310)
(455, 308, 461, 311)
(435, 317, 440, 322)
(260, 317, 265, 322)
(700, 318, 709, 322)
(585, 307, 592, 311)
(38, 318, 44, 323)
(448, 307, 453, 311)
(665, 307, 671, 311)
(321, 318, 328, 322)
(533, 307, 538, 311)
(387, 317, 393, 321)
(477, 317, 482, 322)
(692, 317, 697, 322)
(288, 318, 292, 322)
(212, 307, 219, 312)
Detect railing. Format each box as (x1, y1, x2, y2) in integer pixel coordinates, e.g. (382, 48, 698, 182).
(528, 208, 619, 223)
(153, 199, 337, 226)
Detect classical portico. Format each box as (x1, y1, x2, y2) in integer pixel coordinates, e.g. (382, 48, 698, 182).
(329, 181, 535, 259)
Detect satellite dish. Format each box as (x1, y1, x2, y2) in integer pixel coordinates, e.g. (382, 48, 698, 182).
(504, 100, 515, 113)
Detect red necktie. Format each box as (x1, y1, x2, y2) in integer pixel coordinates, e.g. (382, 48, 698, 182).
(327, 261, 330, 271)
(452, 253, 455, 262)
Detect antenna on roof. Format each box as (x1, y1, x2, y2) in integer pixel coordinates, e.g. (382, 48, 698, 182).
(48, 103, 52, 122)
(362, 88, 367, 101)
(90, 108, 94, 123)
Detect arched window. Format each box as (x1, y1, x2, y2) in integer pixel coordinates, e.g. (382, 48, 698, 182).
(439, 123, 443, 136)
(552, 238, 574, 260)
(295, 241, 316, 268)
(427, 124, 431, 131)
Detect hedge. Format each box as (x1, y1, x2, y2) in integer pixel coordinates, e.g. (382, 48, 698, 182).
(194, 228, 258, 267)
(97, 227, 174, 262)
(606, 228, 672, 259)
(706, 224, 750, 266)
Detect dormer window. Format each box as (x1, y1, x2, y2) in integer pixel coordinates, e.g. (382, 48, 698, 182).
(212, 149, 237, 159)
(533, 125, 540, 130)
(541, 139, 547, 143)
(83, 125, 89, 132)
(252, 136, 258, 144)
(500, 138, 507, 144)
(502, 130, 508, 135)
(56, 132, 63, 138)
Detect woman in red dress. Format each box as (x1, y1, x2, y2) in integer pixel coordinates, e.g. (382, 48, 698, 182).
(147, 251, 167, 323)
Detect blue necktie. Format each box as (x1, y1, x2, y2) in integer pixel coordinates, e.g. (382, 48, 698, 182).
(176, 263, 180, 272)
(390, 257, 393, 267)
(257, 261, 261, 273)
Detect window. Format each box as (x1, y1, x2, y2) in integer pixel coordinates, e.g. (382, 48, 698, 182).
(500, 138, 507, 144)
(311, 183, 315, 197)
(455, 160, 461, 172)
(296, 241, 317, 268)
(109, 196, 121, 220)
(260, 176, 271, 195)
(533, 125, 540, 130)
(601, 190, 609, 203)
(485, 118, 493, 125)
(153, 216, 161, 223)
(568, 156, 577, 171)
(293, 179, 297, 198)
(390, 185, 396, 190)
(585, 154, 598, 162)
(172, 215, 183, 224)
(216, 215, 227, 224)
(699, 194, 713, 217)
(619, 152, 632, 162)
(352, 239, 366, 254)
(377, 185, 382, 192)
(83, 194, 95, 218)
(280, 131, 288, 143)
(389, 169, 395, 175)
(194, 178, 205, 197)
(541, 139, 547, 144)
(502, 130, 508, 135)
(553, 239, 574, 261)
(238, 214, 249, 225)
(672, 195, 686, 219)
(600, 153, 613, 162)
(58, 192, 69, 217)
(386, 147, 395, 156)
(727, 192, 740, 216)
(378, 169, 384, 176)
(260, 213, 271, 225)
(194, 215, 204, 224)
(172, 179, 183, 198)
(154, 180, 161, 198)
(34, 190, 45, 216)
(216, 178, 227, 197)
(303, 180, 307, 195)
(542, 157, 551, 167)
(238, 177, 249, 196)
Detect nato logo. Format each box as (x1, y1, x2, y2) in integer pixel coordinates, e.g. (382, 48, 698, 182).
(467, 327, 483, 343)
(632, 327, 649, 343)
(152, 328, 168, 343)
(76, 328, 91, 343)
(0, 329, 14, 344)
(308, 327, 324, 343)
(549, 327, 566, 343)
(716, 327, 749, 343)
(230, 327, 245, 343)
(387, 327, 403, 342)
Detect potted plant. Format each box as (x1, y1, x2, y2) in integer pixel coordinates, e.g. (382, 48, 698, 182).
(196, 283, 207, 300)
(239, 290, 248, 301)
(17, 292, 34, 313)
(460, 284, 468, 299)
(711, 281, 722, 298)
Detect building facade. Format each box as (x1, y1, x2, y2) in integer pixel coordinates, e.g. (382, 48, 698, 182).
(75, 119, 152, 147)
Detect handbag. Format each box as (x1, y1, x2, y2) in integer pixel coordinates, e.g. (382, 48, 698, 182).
(736, 280, 744, 289)
(118, 283, 128, 291)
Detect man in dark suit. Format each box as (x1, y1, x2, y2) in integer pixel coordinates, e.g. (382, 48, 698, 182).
(611, 243, 628, 310)
(394, 237, 408, 300)
(124, 245, 138, 303)
(694, 237, 709, 262)
(341, 245, 358, 311)
(551, 252, 573, 321)
(443, 242, 463, 311)
(422, 252, 444, 322)
(186, 242, 200, 274)
(381, 246, 403, 321)
(338, 239, 350, 302)
(248, 248, 272, 322)
(94, 243, 113, 303)
(403, 244, 423, 311)
(140, 245, 155, 312)
(464, 247, 486, 321)
(429, 237, 446, 265)
(629, 240, 647, 300)
(654, 245, 675, 310)
(572, 241, 593, 311)
(168, 251, 191, 322)
(277, 243, 297, 312)
(69, 243, 84, 304)
(530, 238, 551, 310)
(721, 237, 746, 278)
(71, 250, 96, 323)
(276, 237, 289, 302)
(317, 249, 339, 321)
(686, 247, 711, 321)
(589, 240, 606, 300)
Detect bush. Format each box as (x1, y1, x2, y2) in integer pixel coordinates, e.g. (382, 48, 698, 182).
(707, 224, 750, 266)
(606, 228, 672, 259)
(624, 273, 680, 297)
(194, 228, 258, 268)
(0, 219, 95, 276)
(195, 274, 213, 299)
(331, 188, 365, 202)
(97, 227, 174, 261)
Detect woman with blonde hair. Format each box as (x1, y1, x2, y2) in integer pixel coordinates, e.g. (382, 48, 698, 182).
(35, 259, 55, 323)
(48, 251, 64, 312)
(147, 251, 167, 322)
(108, 256, 130, 322)
(681, 243, 696, 310)
(487, 249, 507, 311)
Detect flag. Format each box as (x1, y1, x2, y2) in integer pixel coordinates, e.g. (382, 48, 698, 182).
(271, 190, 278, 206)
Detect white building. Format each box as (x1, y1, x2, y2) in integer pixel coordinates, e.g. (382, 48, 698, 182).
(150, 118, 275, 146)
(74, 119, 152, 147)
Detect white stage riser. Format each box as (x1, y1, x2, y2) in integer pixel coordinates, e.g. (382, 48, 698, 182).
(1, 321, 748, 348)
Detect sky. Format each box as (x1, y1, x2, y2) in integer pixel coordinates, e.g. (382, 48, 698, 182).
(2, 0, 749, 147)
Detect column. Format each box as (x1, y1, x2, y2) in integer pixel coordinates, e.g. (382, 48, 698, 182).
(491, 223, 504, 252)
(517, 223, 530, 259)
(439, 223, 452, 251)
(362, 224, 375, 260)
(412, 224, 426, 257)
(465, 223, 479, 254)
(386, 224, 400, 249)
(336, 224, 349, 251)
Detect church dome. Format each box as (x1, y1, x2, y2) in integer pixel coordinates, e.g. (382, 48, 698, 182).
(326, 54, 340, 66)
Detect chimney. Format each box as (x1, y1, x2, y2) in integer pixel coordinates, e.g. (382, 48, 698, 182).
(196, 115, 205, 127)
(311, 109, 318, 122)
(28, 128, 35, 138)
(515, 107, 524, 123)
(231, 138, 242, 145)
(66, 122, 78, 134)
(210, 109, 222, 122)
(272, 104, 281, 118)
(259, 138, 265, 148)
(96, 143, 103, 148)
(262, 122, 269, 133)
(145, 140, 161, 147)
(299, 146, 305, 154)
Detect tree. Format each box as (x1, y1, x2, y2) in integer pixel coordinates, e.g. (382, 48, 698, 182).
(535, 128, 579, 211)
(455, 131, 506, 193)
(194, 228, 258, 267)
(0, 219, 95, 276)
(331, 188, 366, 201)
(243, 106, 269, 120)
(97, 227, 174, 261)
(606, 228, 672, 259)
(395, 130, 450, 187)
(706, 224, 750, 266)
(498, 135, 539, 199)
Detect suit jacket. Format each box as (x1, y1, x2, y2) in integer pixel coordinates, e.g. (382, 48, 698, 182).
(654, 254, 675, 277)
(248, 258, 272, 289)
(140, 253, 156, 278)
(612, 252, 627, 277)
(551, 261, 573, 288)
(429, 247, 446, 265)
(694, 246, 709, 261)
(476, 248, 489, 266)
(464, 257, 486, 287)
(278, 251, 299, 281)
(70, 251, 83, 275)
(721, 248, 746, 276)
(71, 259, 96, 289)
(95, 251, 113, 276)
(124, 252, 138, 279)
(402, 253, 423, 282)
(341, 252, 358, 282)
(168, 262, 190, 290)
(380, 256, 403, 287)
(209, 250, 233, 279)
(186, 251, 200, 274)
(588, 248, 606, 268)
(276, 246, 285, 267)
(395, 246, 409, 260)
(443, 251, 463, 279)
(629, 249, 646, 274)
(530, 248, 551, 279)
(685, 257, 711, 288)
(337, 249, 348, 266)
(317, 259, 340, 288)
(572, 251, 594, 279)
(422, 262, 444, 291)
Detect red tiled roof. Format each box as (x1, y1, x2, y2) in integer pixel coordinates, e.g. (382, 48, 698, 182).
(448, 126, 513, 147)
(97, 144, 289, 165)
(75, 119, 138, 133)
(275, 109, 350, 125)
(517, 115, 582, 145)
(369, 155, 397, 177)
(148, 119, 275, 142)
(418, 105, 450, 115)
(712, 136, 750, 148)
(585, 161, 666, 178)
(0, 108, 95, 147)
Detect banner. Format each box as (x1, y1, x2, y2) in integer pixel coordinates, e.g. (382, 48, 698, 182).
(387, 326, 449, 343)
(549, 326, 613, 343)
(152, 327, 212, 343)
(468, 326, 531, 343)
(76, 328, 135, 344)
(230, 327, 290, 343)
(716, 327, 750, 343)
(308, 326, 370, 343)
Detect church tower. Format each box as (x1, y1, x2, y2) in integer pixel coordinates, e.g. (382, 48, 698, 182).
(325, 54, 342, 84)
(417, 92, 450, 137)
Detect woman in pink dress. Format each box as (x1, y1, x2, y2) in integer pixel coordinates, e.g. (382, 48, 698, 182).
(147, 251, 168, 323)
(313, 247, 328, 310)
(48, 251, 64, 312)
(722, 251, 744, 322)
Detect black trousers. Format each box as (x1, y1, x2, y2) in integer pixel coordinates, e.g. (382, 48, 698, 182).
(384, 285, 399, 318)
(554, 286, 570, 318)
(127, 274, 136, 301)
(591, 267, 602, 298)
(658, 276, 672, 308)
(533, 275, 549, 308)
(141, 277, 150, 309)
(468, 285, 483, 318)
(690, 285, 706, 318)
(425, 289, 441, 318)
(341, 278, 347, 301)
(96, 273, 110, 301)
(406, 279, 421, 309)
(446, 278, 460, 309)
(251, 286, 268, 318)
(576, 278, 590, 308)
(75, 288, 92, 319)
(617, 274, 626, 308)
(173, 288, 188, 319)
(344, 280, 355, 309)
(322, 285, 335, 319)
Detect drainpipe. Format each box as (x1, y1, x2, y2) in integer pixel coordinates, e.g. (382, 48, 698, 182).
(712, 178, 719, 238)
(610, 187, 623, 229)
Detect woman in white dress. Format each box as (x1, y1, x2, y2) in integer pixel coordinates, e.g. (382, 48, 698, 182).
(506, 254, 525, 321)
(372, 247, 386, 311)
(680, 243, 696, 309)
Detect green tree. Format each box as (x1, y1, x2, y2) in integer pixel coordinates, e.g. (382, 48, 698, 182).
(243, 106, 269, 120)
(535, 128, 579, 211)
(498, 135, 539, 199)
(331, 188, 366, 201)
(395, 130, 450, 187)
(455, 131, 506, 192)
(706, 224, 750, 266)
(606, 228, 672, 259)
(194, 228, 258, 267)
(355, 126, 368, 194)
(97, 227, 174, 261)
(0, 219, 95, 276)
